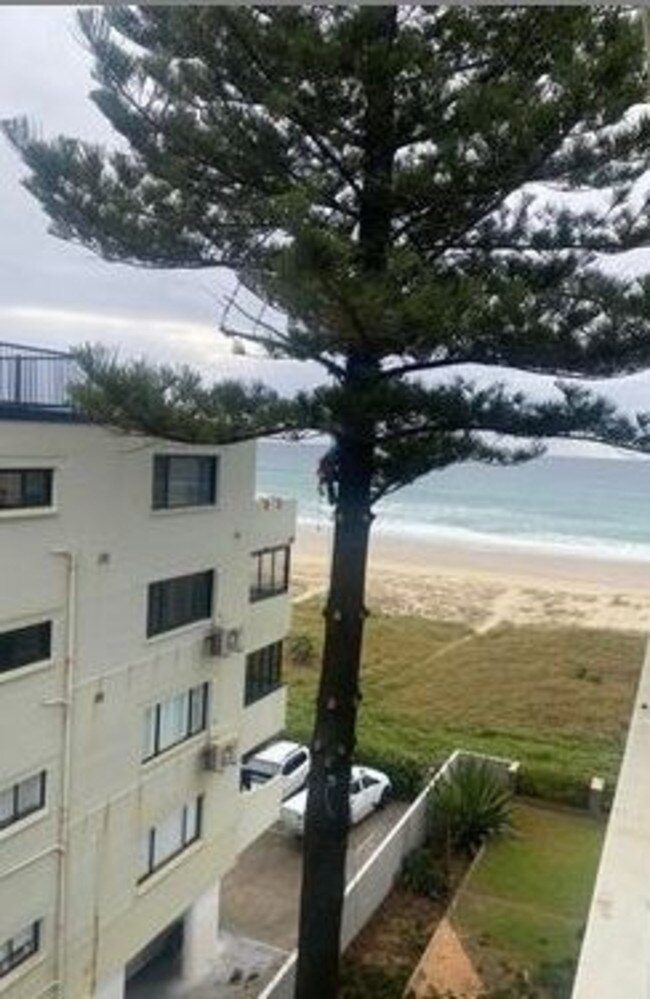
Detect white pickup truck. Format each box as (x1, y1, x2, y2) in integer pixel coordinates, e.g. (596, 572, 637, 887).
(280, 765, 392, 836)
(241, 740, 311, 801)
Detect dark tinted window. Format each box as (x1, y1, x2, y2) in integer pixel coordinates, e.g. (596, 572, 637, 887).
(0, 772, 46, 830)
(245, 642, 283, 705)
(147, 571, 214, 637)
(152, 456, 217, 509)
(0, 469, 52, 510)
(283, 751, 307, 776)
(250, 546, 290, 602)
(0, 922, 40, 979)
(0, 622, 51, 674)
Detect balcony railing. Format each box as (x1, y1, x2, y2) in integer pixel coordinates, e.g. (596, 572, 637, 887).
(0, 341, 81, 412)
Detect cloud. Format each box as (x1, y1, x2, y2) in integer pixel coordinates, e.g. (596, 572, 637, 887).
(1, 6, 649, 419)
(0, 303, 326, 395)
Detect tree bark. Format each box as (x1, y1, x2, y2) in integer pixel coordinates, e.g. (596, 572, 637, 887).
(294, 429, 374, 999)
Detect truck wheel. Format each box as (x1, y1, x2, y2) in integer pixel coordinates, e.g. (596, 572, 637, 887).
(378, 786, 391, 809)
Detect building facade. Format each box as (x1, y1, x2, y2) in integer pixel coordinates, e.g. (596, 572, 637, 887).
(0, 357, 295, 999)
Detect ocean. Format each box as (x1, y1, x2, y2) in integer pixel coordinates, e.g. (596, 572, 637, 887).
(257, 439, 650, 562)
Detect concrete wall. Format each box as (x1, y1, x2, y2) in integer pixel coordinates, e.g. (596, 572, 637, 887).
(238, 778, 283, 855)
(258, 750, 518, 999)
(572, 638, 650, 999)
(0, 421, 294, 998)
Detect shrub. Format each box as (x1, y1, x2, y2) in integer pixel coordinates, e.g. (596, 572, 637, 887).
(517, 768, 587, 810)
(401, 847, 449, 900)
(430, 758, 513, 856)
(359, 749, 429, 800)
(339, 961, 406, 998)
(532, 958, 576, 998)
(287, 633, 316, 668)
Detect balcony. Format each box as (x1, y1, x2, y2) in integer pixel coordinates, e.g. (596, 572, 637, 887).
(238, 775, 283, 852)
(240, 684, 287, 756)
(0, 341, 82, 419)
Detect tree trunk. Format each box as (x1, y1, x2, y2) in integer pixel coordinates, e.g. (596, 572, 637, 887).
(295, 431, 374, 999)
(295, 11, 396, 996)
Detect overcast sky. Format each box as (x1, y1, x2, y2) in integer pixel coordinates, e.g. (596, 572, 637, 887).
(0, 6, 325, 394)
(1, 5, 650, 442)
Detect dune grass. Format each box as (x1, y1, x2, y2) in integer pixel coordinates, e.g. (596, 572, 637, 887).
(453, 803, 605, 995)
(285, 600, 644, 802)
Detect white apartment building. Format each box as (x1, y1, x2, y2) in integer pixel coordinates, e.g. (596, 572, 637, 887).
(0, 343, 296, 999)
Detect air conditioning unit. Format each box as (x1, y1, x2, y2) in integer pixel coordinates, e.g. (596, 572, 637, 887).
(201, 737, 238, 772)
(204, 626, 243, 658)
(225, 627, 243, 654)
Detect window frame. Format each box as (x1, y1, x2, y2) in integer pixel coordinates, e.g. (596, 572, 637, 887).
(139, 796, 203, 883)
(249, 545, 290, 603)
(245, 642, 283, 706)
(0, 622, 52, 676)
(0, 921, 40, 980)
(0, 469, 53, 511)
(147, 570, 214, 638)
(0, 771, 46, 831)
(152, 455, 218, 511)
(142, 684, 209, 763)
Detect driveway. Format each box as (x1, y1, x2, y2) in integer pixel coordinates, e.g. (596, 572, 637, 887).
(221, 801, 409, 951)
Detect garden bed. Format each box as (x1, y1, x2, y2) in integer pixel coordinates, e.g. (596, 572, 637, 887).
(340, 858, 469, 998)
(338, 797, 604, 998)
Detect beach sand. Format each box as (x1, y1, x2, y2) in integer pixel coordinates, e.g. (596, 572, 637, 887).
(292, 524, 650, 633)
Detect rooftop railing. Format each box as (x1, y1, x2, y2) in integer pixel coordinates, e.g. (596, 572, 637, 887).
(0, 341, 81, 412)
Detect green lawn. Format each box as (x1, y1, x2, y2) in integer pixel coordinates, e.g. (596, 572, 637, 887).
(453, 803, 605, 995)
(286, 600, 644, 803)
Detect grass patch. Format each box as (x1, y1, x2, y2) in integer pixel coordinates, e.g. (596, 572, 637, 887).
(453, 803, 605, 994)
(465, 805, 604, 920)
(286, 600, 644, 803)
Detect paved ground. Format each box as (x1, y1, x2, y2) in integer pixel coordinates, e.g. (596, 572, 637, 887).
(221, 802, 409, 951)
(127, 801, 408, 997)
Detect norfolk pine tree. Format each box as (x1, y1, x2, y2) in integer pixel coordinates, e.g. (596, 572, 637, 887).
(5, 8, 650, 996)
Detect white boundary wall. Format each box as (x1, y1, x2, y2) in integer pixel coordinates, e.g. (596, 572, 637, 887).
(572, 639, 650, 999)
(258, 749, 517, 999)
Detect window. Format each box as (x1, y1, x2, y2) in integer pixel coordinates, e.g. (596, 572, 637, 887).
(0, 469, 52, 510)
(147, 571, 213, 637)
(142, 684, 208, 762)
(245, 642, 283, 705)
(282, 751, 307, 776)
(249, 546, 290, 602)
(139, 796, 203, 882)
(152, 455, 217, 510)
(0, 622, 51, 676)
(0, 921, 40, 979)
(0, 772, 46, 830)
